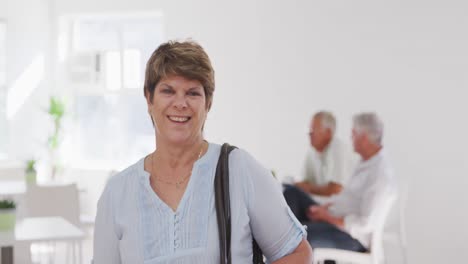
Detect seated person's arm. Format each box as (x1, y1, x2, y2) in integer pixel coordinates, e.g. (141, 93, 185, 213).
(295, 181, 343, 196)
(307, 204, 344, 228)
(341, 182, 395, 234)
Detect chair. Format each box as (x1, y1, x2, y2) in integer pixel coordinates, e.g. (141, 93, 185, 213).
(0, 166, 24, 181)
(313, 195, 396, 264)
(24, 183, 83, 264)
(396, 185, 408, 264)
(25, 184, 81, 226)
(382, 179, 409, 264)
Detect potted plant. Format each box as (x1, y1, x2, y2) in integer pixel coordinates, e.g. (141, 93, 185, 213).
(0, 199, 16, 231)
(25, 159, 37, 185)
(47, 96, 65, 180)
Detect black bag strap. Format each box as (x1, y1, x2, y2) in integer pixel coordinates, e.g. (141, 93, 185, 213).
(215, 143, 236, 264)
(252, 239, 264, 264)
(215, 143, 264, 264)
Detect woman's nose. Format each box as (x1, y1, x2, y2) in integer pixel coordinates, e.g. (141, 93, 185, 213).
(173, 94, 188, 109)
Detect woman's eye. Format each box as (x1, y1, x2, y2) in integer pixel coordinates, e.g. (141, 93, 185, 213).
(188, 91, 201, 96)
(161, 88, 174, 94)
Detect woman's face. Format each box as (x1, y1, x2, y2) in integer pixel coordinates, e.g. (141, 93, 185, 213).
(147, 75, 208, 145)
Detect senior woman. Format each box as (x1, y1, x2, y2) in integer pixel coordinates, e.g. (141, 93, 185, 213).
(93, 40, 312, 263)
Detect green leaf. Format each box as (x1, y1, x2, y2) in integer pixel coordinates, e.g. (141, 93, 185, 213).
(48, 97, 65, 120)
(26, 160, 36, 171)
(48, 135, 59, 149)
(0, 200, 16, 209)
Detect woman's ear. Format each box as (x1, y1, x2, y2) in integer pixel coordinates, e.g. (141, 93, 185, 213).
(145, 91, 155, 117)
(145, 90, 152, 105)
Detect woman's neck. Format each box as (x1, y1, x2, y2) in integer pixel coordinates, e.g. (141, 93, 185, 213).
(154, 138, 206, 169)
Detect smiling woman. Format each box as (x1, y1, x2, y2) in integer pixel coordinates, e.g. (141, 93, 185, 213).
(148, 76, 207, 146)
(92, 40, 312, 264)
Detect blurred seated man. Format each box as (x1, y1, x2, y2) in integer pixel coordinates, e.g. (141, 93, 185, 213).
(284, 112, 396, 253)
(295, 111, 354, 196)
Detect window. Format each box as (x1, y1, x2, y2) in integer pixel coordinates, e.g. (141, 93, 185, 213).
(70, 13, 164, 91)
(0, 21, 5, 87)
(64, 93, 154, 169)
(59, 13, 164, 169)
(0, 21, 7, 157)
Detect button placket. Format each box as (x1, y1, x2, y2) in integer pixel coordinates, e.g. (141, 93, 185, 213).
(174, 213, 180, 249)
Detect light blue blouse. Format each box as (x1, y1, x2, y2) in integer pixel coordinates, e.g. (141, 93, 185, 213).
(93, 143, 306, 264)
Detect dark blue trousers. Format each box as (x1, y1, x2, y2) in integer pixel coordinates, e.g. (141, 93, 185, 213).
(282, 184, 367, 253)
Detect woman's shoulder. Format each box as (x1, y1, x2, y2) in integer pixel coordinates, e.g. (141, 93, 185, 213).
(207, 143, 253, 168)
(104, 158, 146, 193)
(224, 144, 274, 185)
(228, 146, 262, 168)
(205, 142, 262, 177)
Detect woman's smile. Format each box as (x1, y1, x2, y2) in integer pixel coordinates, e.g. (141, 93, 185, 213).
(167, 115, 191, 123)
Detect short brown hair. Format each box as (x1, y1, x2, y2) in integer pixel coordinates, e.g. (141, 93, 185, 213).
(143, 40, 215, 109)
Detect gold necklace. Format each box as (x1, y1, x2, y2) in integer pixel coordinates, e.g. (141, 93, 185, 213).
(151, 142, 205, 189)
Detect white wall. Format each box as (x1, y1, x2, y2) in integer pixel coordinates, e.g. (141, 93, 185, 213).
(1, 0, 51, 161)
(5, 0, 468, 263)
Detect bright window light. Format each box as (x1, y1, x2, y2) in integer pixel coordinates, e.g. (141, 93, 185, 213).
(7, 54, 44, 120)
(123, 49, 141, 89)
(61, 13, 164, 169)
(0, 22, 5, 86)
(104, 51, 121, 91)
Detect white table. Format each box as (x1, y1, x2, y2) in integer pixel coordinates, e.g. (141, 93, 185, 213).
(0, 181, 26, 197)
(0, 180, 88, 196)
(0, 216, 85, 264)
